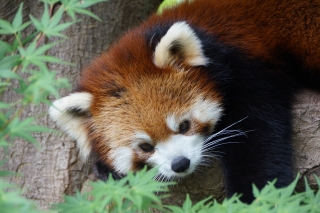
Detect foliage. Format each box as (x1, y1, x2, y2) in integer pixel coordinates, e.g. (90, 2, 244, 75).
(55, 167, 173, 213)
(0, 0, 105, 212)
(0, 0, 105, 149)
(0, 179, 42, 213)
(55, 173, 320, 213)
(158, 0, 183, 13)
(1, 168, 318, 213)
(166, 176, 320, 213)
(1, 167, 319, 213)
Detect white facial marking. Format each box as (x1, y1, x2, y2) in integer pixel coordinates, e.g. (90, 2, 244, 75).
(166, 114, 178, 132)
(132, 131, 153, 148)
(154, 21, 209, 68)
(159, 98, 223, 178)
(110, 147, 133, 174)
(147, 134, 203, 178)
(192, 98, 223, 124)
(49, 92, 93, 160)
(134, 132, 152, 142)
(166, 97, 223, 132)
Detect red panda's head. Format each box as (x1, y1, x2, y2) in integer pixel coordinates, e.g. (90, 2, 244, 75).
(49, 22, 224, 179)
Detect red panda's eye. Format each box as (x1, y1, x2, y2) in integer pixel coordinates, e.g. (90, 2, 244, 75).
(139, 143, 154, 152)
(179, 120, 190, 134)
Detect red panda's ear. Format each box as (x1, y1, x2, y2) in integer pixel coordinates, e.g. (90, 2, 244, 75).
(49, 92, 93, 161)
(153, 21, 209, 68)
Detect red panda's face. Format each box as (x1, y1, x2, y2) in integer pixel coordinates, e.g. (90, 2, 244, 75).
(50, 22, 223, 179)
(90, 68, 223, 178)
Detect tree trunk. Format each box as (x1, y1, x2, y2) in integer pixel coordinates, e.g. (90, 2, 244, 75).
(1, 0, 319, 210)
(0, 0, 162, 210)
(293, 91, 320, 190)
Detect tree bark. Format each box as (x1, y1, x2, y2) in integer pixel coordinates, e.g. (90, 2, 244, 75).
(293, 90, 320, 190)
(0, 0, 319, 210)
(0, 0, 161, 210)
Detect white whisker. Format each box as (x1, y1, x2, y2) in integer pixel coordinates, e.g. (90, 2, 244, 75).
(191, 117, 255, 170)
(203, 116, 248, 142)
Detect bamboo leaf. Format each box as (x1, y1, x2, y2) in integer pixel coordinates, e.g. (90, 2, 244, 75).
(0, 70, 22, 80)
(41, 4, 51, 27)
(0, 55, 21, 70)
(0, 102, 11, 109)
(0, 20, 14, 33)
(49, 7, 64, 28)
(17, 21, 31, 32)
(71, 8, 101, 21)
(12, 3, 24, 30)
(0, 41, 12, 59)
(29, 15, 44, 31)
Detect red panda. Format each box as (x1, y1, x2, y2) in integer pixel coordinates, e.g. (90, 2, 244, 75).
(49, 0, 320, 203)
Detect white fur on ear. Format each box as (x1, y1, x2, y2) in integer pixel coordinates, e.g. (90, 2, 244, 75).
(154, 21, 209, 68)
(49, 92, 93, 160)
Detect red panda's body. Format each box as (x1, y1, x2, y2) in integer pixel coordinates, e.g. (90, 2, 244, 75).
(50, 0, 320, 203)
(156, 0, 320, 70)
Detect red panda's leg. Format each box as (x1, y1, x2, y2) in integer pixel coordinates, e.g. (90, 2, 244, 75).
(220, 117, 294, 203)
(217, 90, 295, 203)
(210, 59, 297, 203)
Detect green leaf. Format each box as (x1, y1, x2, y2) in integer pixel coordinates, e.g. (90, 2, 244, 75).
(75, 0, 106, 8)
(7, 117, 49, 146)
(71, 8, 101, 21)
(252, 184, 260, 199)
(191, 196, 213, 211)
(0, 138, 8, 147)
(41, 4, 51, 27)
(49, 7, 64, 28)
(37, 55, 73, 65)
(31, 7, 74, 38)
(0, 30, 12, 35)
(48, 23, 74, 38)
(0, 20, 14, 34)
(65, 8, 76, 20)
(0, 170, 16, 177)
(182, 194, 193, 211)
(11, 37, 20, 52)
(30, 15, 44, 32)
(19, 41, 67, 70)
(17, 21, 31, 32)
(0, 41, 12, 59)
(0, 70, 22, 80)
(0, 102, 11, 109)
(0, 179, 40, 213)
(0, 82, 11, 88)
(33, 42, 57, 55)
(158, 0, 181, 14)
(40, 0, 61, 4)
(25, 39, 37, 55)
(279, 175, 299, 199)
(18, 68, 69, 104)
(62, 0, 105, 21)
(55, 190, 98, 213)
(12, 3, 24, 30)
(0, 55, 21, 70)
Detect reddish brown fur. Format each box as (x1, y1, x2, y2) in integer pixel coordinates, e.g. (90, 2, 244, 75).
(146, 0, 320, 70)
(80, 32, 221, 165)
(78, 0, 320, 168)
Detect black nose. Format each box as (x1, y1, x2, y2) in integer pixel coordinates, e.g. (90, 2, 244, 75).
(171, 156, 190, 173)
